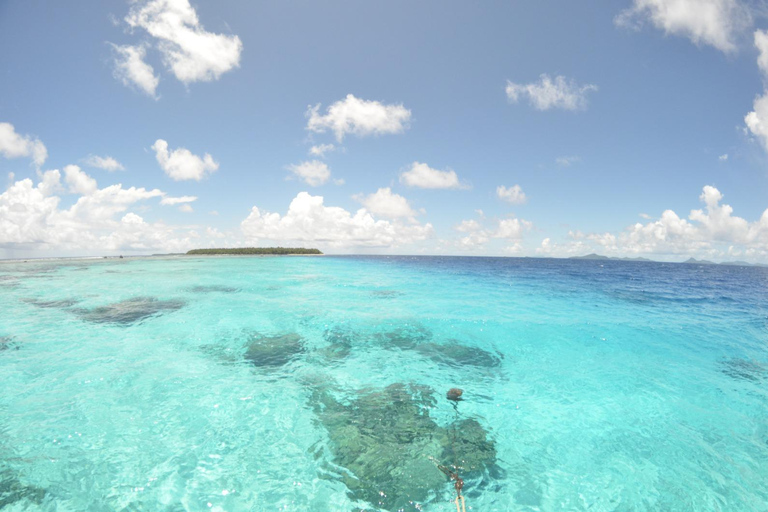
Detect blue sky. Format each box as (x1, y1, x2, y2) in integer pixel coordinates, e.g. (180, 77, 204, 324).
(2, 0, 768, 260)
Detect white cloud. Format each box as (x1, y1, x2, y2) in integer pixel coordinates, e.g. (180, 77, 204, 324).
(111, 44, 159, 98)
(458, 231, 490, 249)
(64, 165, 98, 195)
(506, 74, 598, 111)
(125, 0, 242, 85)
(160, 195, 197, 205)
(37, 169, 63, 197)
(306, 94, 411, 142)
(538, 185, 768, 260)
(744, 31, 768, 152)
(287, 160, 331, 187)
(494, 218, 532, 239)
(400, 162, 465, 189)
(719, 153, 729, 161)
(206, 226, 226, 238)
(354, 187, 417, 219)
(455, 219, 482, 232)
(83, 155, 125, 172)
(756, 28, 768, 74)
(68, 182, 165, 221)
(0, 122, 47, 168)
(556, 156, 581, 167)
(241, 192, 433, 248)
(309, 144, 335, 157)
(615, 0, 749, 53)
(178, 204, 194, 213)
(453, 216, 532, 250)
(152, 139, 219, 181)
(496, 184, 527, 205)
(745, 91, 768, 152)
(0, 170, 205, 254)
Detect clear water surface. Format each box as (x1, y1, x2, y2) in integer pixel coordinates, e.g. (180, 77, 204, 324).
(1, 255, 767, 511)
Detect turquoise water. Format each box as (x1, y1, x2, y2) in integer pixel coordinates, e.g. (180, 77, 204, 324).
(1, 255, 767, 511)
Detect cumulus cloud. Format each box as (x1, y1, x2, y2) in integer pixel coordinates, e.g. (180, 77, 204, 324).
(719, 153, 729, 161)
(287, 160, 331, 187)
(494, 218, 533, 239)
(160, 195, 197, 205)
(241, 192, 433, 248)
(453, 215, 532, 249)
(83, 154, 125, 172)
(506, 74, 597, 111)
(309, 144, 335, 157)
(306, 94, 411, 142)
(0, 169, 203, 254)
(0, 122, 47, 168)
(745, 30, 768, 152)
(152, 139, 219, 181)
(400, 162, 465, 189)
(538, 185, 768, 260)
(496, 185, 527, 205)
(125, 0, 242, 84)
(354, 187, 418, 219)
(37, 169, 64, 197)
(615, 0, 749, 53)
(178, 204, 194, 213)
(111, 44, 159, 98)
(455, 219, 482, 232)
(64, 165, 98, 195)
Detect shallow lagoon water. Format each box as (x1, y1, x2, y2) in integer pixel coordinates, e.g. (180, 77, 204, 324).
(0, 255, 767, 511)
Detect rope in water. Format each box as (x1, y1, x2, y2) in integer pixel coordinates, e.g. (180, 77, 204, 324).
(437, 463, 466, 512)
(440, 387, 466, 512)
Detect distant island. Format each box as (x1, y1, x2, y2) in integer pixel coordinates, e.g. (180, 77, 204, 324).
(186, 247, 323, 255)
(570, 253, 653, 262)
(570, 253, 767, 267)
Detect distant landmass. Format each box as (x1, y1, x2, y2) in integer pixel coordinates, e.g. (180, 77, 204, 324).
(682, 257, 716, 265)
(570, 253, 767, 267)
(569, 253, 653, 262)
(186, 247, 322, 255)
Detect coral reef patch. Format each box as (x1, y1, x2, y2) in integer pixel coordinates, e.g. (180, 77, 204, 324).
(720, 358, 767, 382)
(245, 333, 305, 367)
(310, 382, 497, 511)
(74, 297, 184, 325)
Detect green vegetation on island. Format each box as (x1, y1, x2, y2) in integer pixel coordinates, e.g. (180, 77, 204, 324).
(186, 247, 322, 256)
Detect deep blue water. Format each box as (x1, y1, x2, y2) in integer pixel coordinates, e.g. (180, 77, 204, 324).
(0, 255, 767, 511)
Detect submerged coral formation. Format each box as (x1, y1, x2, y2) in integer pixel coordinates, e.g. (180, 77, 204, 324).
(245, 333, 305, 367)
(379, 324, 434, 350)
(0, 276, 20, 289)
(720, 358, 767, 382)
(413, 341, 503, 369)
(0, 336, 19, 351)
(319, 326, 355, 361)
(371, 290, 404, 299)
(74, 297, 185, 325)
(187, 285, 240, 293)
(0, 469, 46, 508)
(23, 298, 80, 309)
(310, 382, 497, 511)
(321, 323, 503, 371)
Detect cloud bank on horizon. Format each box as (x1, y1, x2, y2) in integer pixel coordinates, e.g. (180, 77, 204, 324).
(3, 0, 768, 261)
